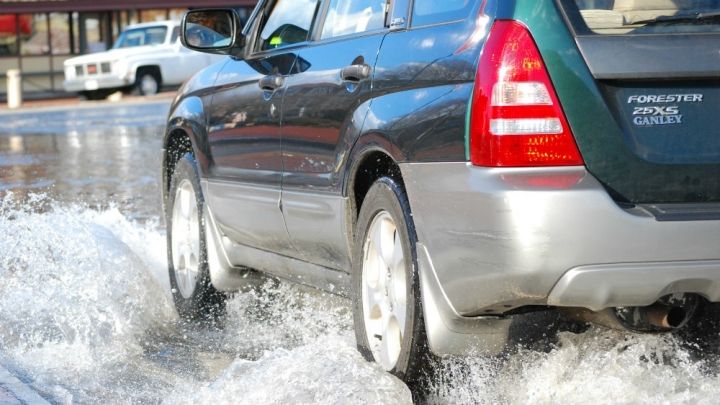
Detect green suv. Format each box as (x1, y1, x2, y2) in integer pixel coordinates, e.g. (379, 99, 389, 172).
(163, 0, 720, 382)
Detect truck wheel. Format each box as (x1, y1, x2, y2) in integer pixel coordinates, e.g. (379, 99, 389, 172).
(352, 177, 432, 384)
(167, 152, 225, 320)
(80, 90, 109, 100)
(135, 71, 160, 95)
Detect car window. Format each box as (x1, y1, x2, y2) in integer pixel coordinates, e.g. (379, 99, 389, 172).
(320, 0, 387, 39)
(411, 0, 473, 27)
(113, 26, 168, 48)
(560, 0, 720, 35)
(258, 0, 320, 51)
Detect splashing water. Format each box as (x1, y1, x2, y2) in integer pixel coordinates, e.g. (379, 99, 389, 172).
(425, 324, 720, 404)
(0, 194, 411, 404)
(164, 282, 411, 404)
(2, 195, 720, 404)
(0, 194, 175, 402)
(166, 337, 410, 405)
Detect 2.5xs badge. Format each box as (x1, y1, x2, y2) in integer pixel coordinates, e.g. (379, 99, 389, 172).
(627, 93, 703, 127)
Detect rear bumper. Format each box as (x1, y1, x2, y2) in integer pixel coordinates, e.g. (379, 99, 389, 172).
(548, 260, 720, 311)
(400, 162, 720, 316)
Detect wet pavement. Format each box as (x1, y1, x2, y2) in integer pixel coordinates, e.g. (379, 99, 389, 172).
(2, 100, 720, 404)
(0, 101, 167, 222)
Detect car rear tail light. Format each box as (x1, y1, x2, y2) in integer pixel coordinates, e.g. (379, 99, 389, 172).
(470, 20, 583, 167)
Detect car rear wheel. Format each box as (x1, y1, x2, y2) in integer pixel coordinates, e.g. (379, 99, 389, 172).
(80, 90, 109, 100)
(352, 177, 432, 384)
(167, 153, 225, 320)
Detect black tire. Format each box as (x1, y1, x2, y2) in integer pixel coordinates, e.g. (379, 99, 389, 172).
(80, 90, 109, 100)
(352, 177, 432, 385)
(166, 153, 225, 320)
(135, 70, 160, 96)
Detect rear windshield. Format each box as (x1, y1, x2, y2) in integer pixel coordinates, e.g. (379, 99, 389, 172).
(558, 0, 720, 35)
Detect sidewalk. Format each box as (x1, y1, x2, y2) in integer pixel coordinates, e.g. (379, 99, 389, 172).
(0, 91, 176, 113)
(0, 365, 49, 405)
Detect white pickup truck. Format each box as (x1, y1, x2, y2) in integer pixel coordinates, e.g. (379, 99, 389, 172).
(63, 21, 223, 99)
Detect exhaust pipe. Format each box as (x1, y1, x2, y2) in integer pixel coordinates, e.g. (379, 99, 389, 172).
(643, 305, 689, 330)
(563, 294, 699, 333)
(616, 294, 698, 332)
(616, 303, 692, 332)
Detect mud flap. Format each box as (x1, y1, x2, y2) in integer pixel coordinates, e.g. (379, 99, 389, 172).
(417, 242, 512, 356)
(204, 204, 264, 292)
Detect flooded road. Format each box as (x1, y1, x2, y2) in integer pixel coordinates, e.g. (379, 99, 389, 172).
(1, 101, 720, 404)
(0, 103, 166, 222)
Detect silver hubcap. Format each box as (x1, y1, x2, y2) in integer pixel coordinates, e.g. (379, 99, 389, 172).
(362, 211, 408, 371)
(140, 75, 158, 95)
(171, 179, 200, 299)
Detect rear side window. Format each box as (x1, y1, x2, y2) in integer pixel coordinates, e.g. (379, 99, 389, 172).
(321, 0, 387, 39)
(258, 0, 320, 51)
(559, 0, 720, 35)
(411, 0, 473, 27)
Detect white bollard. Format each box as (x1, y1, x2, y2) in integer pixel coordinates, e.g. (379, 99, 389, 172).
(6, 69, 22, 109)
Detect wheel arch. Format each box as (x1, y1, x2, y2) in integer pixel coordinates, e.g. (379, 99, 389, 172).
(163, 95, 210, 205)
(134, 64, 163, 86)
(163, 128, 193, 203)
(344, 136, 408, 248)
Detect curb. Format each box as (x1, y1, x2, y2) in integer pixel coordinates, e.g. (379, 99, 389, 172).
(0, 365, 49, 405)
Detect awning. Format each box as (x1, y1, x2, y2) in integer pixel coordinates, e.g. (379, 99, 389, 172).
(0, 14, 32, 35)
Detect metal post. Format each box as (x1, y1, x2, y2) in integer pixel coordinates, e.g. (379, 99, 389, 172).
(6, 69, 22, 109)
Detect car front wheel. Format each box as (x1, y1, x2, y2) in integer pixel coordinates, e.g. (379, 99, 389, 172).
(167, 153, 225, 320)
(352, 177, 431, 384)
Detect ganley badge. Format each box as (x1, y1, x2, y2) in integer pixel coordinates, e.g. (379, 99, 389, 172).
(628, 94, 703, 127)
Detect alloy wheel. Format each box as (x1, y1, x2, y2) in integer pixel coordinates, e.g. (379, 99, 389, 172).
(361, 211, 408, 371)
(171, 179, 200, 299)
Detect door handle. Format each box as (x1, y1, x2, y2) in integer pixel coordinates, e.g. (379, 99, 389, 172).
(259, 75, 285, 91)
(340, 64, 371, 83)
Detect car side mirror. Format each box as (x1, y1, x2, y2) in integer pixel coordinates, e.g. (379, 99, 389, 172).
(181, 9, 246, 58)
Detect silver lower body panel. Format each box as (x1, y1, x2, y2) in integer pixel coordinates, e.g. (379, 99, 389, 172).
(548, 260, 720, 311)
(400, 162, 720, 317)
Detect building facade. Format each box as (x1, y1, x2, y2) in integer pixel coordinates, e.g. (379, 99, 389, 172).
(0, 0, 257, 99)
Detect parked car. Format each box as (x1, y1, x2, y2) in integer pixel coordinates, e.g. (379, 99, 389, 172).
(162, 0, 720, 383)
(63, 21, 223, 100)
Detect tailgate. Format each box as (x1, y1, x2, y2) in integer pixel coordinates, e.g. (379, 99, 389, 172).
(548, 0, 720, 204)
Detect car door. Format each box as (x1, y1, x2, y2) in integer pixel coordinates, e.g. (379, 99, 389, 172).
(205, 0, 322, 255)
(280, 0, 389, 270)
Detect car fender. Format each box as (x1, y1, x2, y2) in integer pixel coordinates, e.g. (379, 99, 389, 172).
(342, 97, 408, 197)
(344, 131, 406, 195)
(163, 58, 229, 203)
